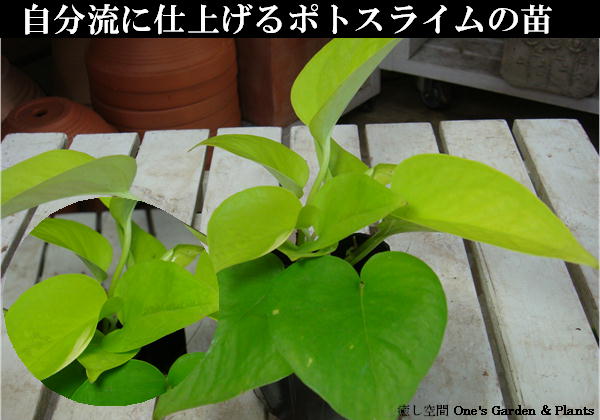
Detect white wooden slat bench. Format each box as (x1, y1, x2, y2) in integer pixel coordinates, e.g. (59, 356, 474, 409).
(1, 120, 598, 420)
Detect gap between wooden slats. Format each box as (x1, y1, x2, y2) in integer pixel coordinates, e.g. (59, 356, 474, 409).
(512, 119, 599, 336)
(439, 120, 598, 418)
(365, 123, 506, 418)
(1, 133, 67, 275)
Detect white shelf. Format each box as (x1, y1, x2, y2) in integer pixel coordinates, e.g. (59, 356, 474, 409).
(380, 38, 599, 114)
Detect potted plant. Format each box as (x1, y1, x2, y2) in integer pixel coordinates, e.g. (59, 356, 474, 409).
(1, 38, 597, 420)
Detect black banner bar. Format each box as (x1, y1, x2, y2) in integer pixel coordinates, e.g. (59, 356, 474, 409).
(2, 0, 596, 38)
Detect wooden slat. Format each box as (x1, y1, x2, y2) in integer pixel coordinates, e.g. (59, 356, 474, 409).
(1, 134, 67, 420)
(512, 119, 599, 332)
(131, 130, 208, 225)
(2, 235, 45, 308)
(1, 133, 67, 274)
(439, 120, 598, 417)
(365, 123, 505, 416)
(26, 133, 140, 235)
(2, 312, 53, 420)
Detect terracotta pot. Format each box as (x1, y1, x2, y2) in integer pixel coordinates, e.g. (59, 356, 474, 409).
(86, 39, 236, 92)
(2, 56, 44, 121)
(89, 65, 237, 111)
(91, 83, 238, 129)
(86, 38, 240, 136)
(2, 96, 115, 147)
(236, 39, 330, 126)
(115, 97, 241, 135)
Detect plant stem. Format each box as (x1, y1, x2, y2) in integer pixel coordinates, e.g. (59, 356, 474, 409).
(306, 136, 332, 204)
(108, 222, 132, 297)
(345, 229, 389, 266)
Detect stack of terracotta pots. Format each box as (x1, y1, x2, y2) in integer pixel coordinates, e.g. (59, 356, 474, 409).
(86, 39, 241, 136)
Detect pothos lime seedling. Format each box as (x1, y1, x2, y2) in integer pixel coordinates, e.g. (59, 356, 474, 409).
(1, 38, 597, 420)
(152, 38, 598, 420)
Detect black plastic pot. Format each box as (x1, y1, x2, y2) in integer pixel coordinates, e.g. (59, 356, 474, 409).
(260, 233, 390, 420)
(135, 329, 188, 374)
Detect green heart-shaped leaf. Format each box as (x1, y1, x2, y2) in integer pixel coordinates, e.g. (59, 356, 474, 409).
(5, 274, 107, 380)
(102, 260, 218, 352)
(44, 359, 167, 405)
(269, 253, 447, 420)
(161, 244, 204, 268)
(391, 154, 599, 268)
(291, 38, 400, 161)
(154, 254, 292, 419)
(200, 134, 310, 197)
(77, 330, 138, 383)
(299, 173, 406, 252)
(167, 352, 206, 388)
(207, 186, 302, 272)
(130, 221, 167, 264)
(1, 150, 137, 217)
(31, 217, 113, 281)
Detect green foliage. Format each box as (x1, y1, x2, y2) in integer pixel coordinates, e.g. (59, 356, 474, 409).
(44, 359, 167, 405)
(269, 254, 446, 420)
(5, 274, 106, 380)
(153, 255, 292, 419)
(296, 173, 406, 252)
(207, 186, 302, 272)
(31, 217, 113, 281)
(77, 330, 138, 383)
(102, 260, 218, 352)
(161, 244, 204, 268)
(167, 352, 205, 388)
(390, 154, 599, 268)
(5, 37, 598, 419)
(199, 134, 309, 197)
(1, 150, 136, 217)
(291, 38, 400, 159)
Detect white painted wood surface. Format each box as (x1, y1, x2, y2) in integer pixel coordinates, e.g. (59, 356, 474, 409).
(2, 122, 598, 420)
(1, 133, 66, 274)
(365, 123, 505, 418)
(130, 129, 208, 225)
(439, 120, 598, 418)
(512, 119, 599, 332)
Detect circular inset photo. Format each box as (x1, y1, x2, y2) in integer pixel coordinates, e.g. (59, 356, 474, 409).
(3, 198, 215, 406)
